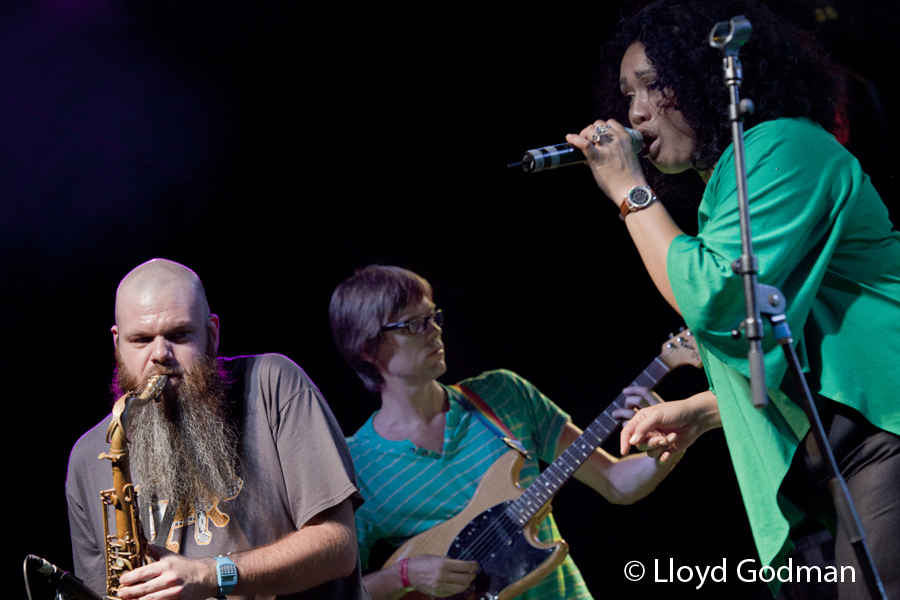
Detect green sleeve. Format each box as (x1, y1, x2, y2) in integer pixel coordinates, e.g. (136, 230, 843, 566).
(668, 119, 861, 388)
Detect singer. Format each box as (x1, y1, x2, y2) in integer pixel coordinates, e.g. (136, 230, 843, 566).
(565, 1, 899, 599)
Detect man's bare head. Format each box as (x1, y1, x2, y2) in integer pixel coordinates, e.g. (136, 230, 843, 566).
(112, 259, 219, 394)
(114, 258, 210, 327)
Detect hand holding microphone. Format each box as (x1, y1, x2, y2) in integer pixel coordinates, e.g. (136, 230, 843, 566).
(509, 123, 644, 173)
(511, 119, 653, 211)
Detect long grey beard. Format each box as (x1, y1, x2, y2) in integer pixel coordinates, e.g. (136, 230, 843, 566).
(121, 354, 241, 515)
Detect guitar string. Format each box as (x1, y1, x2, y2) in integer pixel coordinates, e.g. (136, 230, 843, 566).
(453, 359, 669, 564)
(451, 401, 626, 569)
(451, 412, 619, 572)
(447, 359, 677, 575)
(451, 395, 635, 569)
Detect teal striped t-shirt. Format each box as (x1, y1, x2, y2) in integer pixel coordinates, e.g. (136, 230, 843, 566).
(347, 369, 593, 600)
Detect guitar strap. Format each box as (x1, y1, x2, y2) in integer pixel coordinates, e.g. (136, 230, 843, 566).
(449, 384, 530, 459)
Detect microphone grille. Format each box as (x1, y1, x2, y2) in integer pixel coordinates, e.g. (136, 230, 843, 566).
(627, 129, 644, 154)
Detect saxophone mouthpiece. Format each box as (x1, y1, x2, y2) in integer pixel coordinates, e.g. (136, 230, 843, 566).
(109, 374, 171, 445)
(139, 375, 169, 402)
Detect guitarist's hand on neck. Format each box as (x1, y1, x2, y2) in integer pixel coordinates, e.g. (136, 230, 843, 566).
(611, 386, 664, 424)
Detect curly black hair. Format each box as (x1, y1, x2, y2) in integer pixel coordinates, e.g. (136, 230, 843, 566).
(596, 0, 847, 191)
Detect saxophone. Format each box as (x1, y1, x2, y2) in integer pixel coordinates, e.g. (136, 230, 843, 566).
(99, 375, 168, 600)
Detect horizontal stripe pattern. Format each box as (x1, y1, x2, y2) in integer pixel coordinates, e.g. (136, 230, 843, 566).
(348, 370, 593, 599)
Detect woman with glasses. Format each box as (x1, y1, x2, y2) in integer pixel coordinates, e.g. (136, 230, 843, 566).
(328, 264, 680, 600)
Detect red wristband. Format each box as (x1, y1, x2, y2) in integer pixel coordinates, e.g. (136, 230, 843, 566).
(398, 558, 414, 592)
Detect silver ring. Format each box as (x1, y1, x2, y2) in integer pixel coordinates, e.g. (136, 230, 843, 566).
(591, 124, 611, 143)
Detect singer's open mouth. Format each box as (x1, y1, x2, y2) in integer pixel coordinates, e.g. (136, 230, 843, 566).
(641, 135, 658, 158)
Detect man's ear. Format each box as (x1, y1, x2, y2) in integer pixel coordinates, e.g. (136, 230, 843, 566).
(360, 337, 380, 363)
(111, 324, 119, 349)
(208, 314, 221, 352)
(360, 343, 381, 370)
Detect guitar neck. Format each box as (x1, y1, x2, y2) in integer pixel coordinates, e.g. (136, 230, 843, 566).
(505, 356, 673, 526)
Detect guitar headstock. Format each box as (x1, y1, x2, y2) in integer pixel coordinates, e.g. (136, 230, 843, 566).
(659, 329, 703, 370)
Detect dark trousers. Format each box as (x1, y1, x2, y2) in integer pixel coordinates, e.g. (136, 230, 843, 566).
(779, 400, 900, 600)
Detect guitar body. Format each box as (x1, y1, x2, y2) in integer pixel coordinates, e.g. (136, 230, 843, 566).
(382, 449, 568, 600)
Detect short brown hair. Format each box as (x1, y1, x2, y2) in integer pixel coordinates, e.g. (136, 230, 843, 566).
(329, 265, 432, 393)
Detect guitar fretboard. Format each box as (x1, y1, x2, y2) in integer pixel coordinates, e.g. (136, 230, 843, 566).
(506, 356, 672, 526)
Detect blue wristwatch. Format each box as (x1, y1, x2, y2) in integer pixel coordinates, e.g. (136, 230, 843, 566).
(214, 555, 238, 598)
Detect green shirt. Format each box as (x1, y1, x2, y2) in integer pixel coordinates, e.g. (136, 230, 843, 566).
(667, 118, 900, 581)
(347, 369, 592, 599)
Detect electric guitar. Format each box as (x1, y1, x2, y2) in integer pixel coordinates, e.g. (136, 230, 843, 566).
(381, 329, 703, 600)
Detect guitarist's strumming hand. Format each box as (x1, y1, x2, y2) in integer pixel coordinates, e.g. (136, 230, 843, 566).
(619, 390, 722, 463)
(406, 555, 479, 598)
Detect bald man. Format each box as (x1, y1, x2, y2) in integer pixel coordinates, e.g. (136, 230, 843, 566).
(65, 259, 369, 600)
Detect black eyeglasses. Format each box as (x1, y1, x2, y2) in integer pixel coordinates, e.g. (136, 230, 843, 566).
(381, 309, 443, 335)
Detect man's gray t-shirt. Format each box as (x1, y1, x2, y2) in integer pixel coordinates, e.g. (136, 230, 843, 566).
(66, 353, 368, 600)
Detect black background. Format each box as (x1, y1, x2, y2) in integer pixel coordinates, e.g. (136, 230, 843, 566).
(4, 1, 897, 598)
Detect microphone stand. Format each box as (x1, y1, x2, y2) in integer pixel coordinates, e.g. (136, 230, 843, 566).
(708, 16, 767, 409)
(709, 17, 886, 599)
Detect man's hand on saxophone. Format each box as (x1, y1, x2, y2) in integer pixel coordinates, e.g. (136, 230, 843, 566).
(115, 500, 358, 600)
(116, 546, 218, 600)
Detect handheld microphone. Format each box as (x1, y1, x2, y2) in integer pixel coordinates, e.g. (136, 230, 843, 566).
(509, 128, 644, 173)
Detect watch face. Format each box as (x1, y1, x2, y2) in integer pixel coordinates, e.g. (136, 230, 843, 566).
(630, 187, 651, 206)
